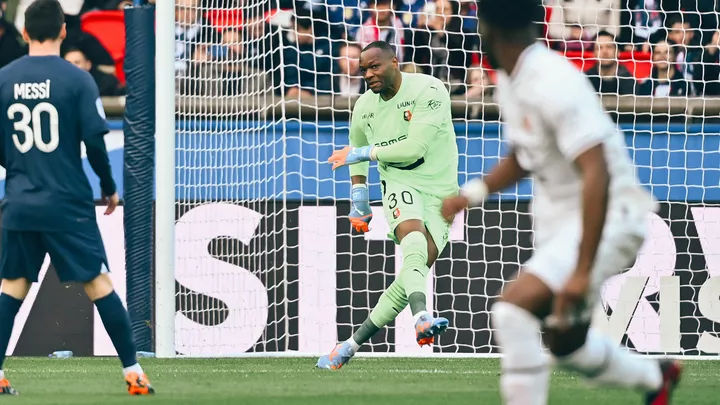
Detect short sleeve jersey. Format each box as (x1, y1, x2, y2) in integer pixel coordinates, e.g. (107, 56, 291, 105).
(494, 44, 654, 226)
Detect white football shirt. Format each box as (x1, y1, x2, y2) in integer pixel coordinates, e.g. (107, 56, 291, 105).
(494, 43, 655, 235)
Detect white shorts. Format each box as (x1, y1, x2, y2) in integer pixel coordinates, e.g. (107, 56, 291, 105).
(525, 196, 652, 324)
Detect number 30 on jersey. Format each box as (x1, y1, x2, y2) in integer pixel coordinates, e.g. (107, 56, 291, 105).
(7, 102, 60, 153)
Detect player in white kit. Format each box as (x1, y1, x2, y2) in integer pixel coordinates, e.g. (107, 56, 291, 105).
(441, 0, 682, 404)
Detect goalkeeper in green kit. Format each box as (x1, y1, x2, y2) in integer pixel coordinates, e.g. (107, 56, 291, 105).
(317, 41, 459, 370)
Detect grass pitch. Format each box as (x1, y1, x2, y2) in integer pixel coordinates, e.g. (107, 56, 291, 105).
(1, 357, 717, 404)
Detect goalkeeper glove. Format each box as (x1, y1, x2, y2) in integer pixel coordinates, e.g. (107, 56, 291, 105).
(328, 146, 374, 170)
(349, 184, 372, 233)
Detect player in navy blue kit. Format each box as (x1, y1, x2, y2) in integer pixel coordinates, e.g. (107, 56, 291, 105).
(0, 0, 153, 395)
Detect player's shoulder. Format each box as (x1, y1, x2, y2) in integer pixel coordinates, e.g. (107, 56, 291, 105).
(58, 59, 97, 85)
(515, 45, 596, 103)
(0, 56, 29, 86)
(355, 88, 377, 109)
(404, 72, 447, 93)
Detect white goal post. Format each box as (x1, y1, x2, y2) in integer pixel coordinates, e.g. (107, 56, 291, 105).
(154, 0, 720, 358)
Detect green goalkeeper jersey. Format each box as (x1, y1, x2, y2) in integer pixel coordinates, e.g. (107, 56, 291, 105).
(348, 72, 459, 199)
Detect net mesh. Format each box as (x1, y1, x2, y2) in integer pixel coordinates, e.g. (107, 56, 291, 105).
(171, 0, 720, 357)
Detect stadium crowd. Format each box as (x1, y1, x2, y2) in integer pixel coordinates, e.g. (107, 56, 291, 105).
(0, 0, 719, 98)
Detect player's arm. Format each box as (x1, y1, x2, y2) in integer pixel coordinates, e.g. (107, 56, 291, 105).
(456, 148, 528, 207)
(78, 74, 118, 212)
(347, 110, 373, 232)
(441, 139, 528, 222)
(328, 84, 448, 169)
(550, 92, 611, 327)
(572, 145, 609, 276)
(370, 84, 448, 163)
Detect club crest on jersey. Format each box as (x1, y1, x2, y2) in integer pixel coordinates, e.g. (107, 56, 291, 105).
(393, 208, 401, 219)
(403, 110, 412, 121)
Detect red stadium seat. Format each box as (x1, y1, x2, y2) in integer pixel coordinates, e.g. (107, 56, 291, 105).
(80, 10, 126, 84)
(619, 51, 652, 79)
(205, 8, 243, 31)
(560, 50, 653, 80)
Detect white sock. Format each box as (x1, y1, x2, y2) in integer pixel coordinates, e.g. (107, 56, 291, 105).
(412, 310, 429, 322)
(492, 302, 550, 405)
(346, 338, 360, 353)
(123, 363, 144, 377)
(0, 370, 5, 379)
(555, 328, 662, 391)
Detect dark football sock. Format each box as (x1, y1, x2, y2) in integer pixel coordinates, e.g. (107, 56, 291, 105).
(94, 292, 137, 368)
(0, 294, 23, 371)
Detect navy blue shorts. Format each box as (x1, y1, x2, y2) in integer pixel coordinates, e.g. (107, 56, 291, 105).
(0, 226, 109, 283)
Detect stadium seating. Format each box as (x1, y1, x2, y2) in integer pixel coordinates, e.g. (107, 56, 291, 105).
(80, 10, 127, 84)
(563, 51, 653, 79)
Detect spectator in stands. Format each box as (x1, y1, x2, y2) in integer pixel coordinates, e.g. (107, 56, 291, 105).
(60, 29, 116, 77)
(0, 6, 26, 69)
(355, 0, 405, 62)
(63, 47, 125, 96)
(11, 0, 115, 75)
(551, 23, 592, 52)
(103, 0, 132, 10)
(637, 40, 690, 96)
(208, 28, 270, 97)
(406, 0, 479, 91)
(458, 0, 477, 33)
(241, 12, 281, 73)
(666, 15, 702, 94)
(333, 42, 366, 96)
(464, 66, 491, 97)
(174, 0, 218, 78)
(546, 0, 620, 50)
(585, 30, 636, 95)
(696, 30, 720, 96)
(619, 0, 664, 52)
(281, 11, 333, 97)
(326, 0, 365, 40)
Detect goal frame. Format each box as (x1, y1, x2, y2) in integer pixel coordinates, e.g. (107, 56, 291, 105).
(154, 0, 177, 359)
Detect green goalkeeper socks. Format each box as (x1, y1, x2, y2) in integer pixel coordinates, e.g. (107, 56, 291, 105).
(367, 280, 407, 332)
(399, 231, 430, 315)
(351, 319, 381, 347)
(350, 231, 431, 347)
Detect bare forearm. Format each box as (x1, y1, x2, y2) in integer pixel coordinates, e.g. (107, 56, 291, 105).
(484, 151, 528, 195)
(577, 161, 609, 274)
(461, 150, 527, 205)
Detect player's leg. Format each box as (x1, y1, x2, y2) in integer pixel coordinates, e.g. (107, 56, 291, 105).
(317, 184, 446, 369)
(352, 185, 449, 346)
(492, 220, 658, 405)
(543, 218, 677, 404)
(492, 271, 553, 405)
(43, 228, 153, 395)
(0, 230, 46, 395)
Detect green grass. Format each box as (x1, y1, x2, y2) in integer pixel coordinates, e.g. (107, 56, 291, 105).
(0, 357, 717, 404)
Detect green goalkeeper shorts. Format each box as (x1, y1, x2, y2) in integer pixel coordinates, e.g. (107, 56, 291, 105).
(380, 180, 452, 253)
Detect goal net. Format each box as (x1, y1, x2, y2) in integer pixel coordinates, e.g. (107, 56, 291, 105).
(168, 0, 720, 357)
